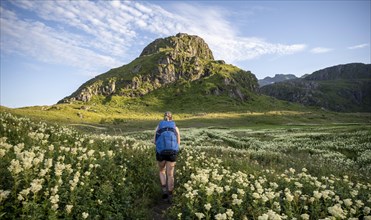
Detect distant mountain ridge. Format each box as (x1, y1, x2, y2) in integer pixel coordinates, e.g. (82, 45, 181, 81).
(260, 63, 371, 112)
(258, 74, 298, 87)
(305, 63, 371, 80)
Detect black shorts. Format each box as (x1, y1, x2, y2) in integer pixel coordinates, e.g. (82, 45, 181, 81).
(156, 150, 177, 162)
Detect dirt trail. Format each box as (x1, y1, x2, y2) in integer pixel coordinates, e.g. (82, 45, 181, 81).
(151, 199, 171, 220)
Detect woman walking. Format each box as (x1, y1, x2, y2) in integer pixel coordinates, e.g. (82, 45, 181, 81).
(154, 111, 180, 202)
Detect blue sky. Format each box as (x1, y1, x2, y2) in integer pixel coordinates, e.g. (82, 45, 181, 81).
(1, 0, 370, 108)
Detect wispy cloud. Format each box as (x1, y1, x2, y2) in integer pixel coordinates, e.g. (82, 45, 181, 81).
(166, 3, 306, 62)
(310, 47, 333, 54)
(1, 0, 307, 75)
(0, 6, 120, 75)
(348, 43, 369, 50)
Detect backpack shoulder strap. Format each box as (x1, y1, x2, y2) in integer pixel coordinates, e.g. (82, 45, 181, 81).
(157, 120, 176, 134)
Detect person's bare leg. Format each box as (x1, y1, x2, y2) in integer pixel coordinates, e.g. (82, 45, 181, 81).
(158, 161, 166, 186)
(158, 161, 167, 198)
(166, 161, 176, 193)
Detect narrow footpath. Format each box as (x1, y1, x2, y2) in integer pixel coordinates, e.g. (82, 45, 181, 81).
(151, 198, 172, 220)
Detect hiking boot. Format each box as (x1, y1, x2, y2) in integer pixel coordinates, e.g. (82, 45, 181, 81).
(162, 193, 169, 200)
(167, 194, 173, 204)
(161, 185, 168, 201)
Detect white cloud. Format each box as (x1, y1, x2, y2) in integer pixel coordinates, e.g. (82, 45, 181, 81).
(310, 47, 333, 54)
(348, 43, 369, 50)
(1, 0, 307, 75)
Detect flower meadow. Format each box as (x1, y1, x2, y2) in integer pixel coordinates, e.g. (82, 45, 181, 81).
(1, 112, 370, 219)
(0, 112, 159, 219)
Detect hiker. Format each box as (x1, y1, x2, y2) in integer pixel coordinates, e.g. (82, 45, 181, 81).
(154, 111, 180, 202)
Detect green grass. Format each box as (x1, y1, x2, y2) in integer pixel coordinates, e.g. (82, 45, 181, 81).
(2, 104, 370, 135)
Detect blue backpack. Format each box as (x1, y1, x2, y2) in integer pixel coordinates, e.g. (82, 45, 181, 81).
(155, 120, 179, 154)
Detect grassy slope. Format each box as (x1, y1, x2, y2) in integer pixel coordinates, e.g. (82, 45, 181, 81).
(1, 102, 370, 135)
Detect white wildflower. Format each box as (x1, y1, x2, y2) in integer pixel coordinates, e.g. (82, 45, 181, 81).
(215, 213, 227, 220)
(195, 212, 205, 219)
(52, 203, 58, 210)
(87, 150, 95, 157)
(237, 188, 245, 195)
(313, 191, 322, 199)
(0, 149, 6, 157)
(204, 203, 211, 211)
(233, 198, 242, 205)
(18, 188, 30, 201)
(364, 206, 371, 215)
(301, 214, 310, 220)
(226, 209, 234, 218)
(107, 150, 114, 157)
(50, 194, 59, 204)
(285, 192, 294, 202)
(30, 178, 44, 194)
(258, 214, 269, 220)
(270, 182, 279, 189)
(0, 190, 11, 203)
(224, 185, 231, 192)
(66, 204, 73, 214)
(294, 182, 303, 188)
(8, 159, 23, 174)
(82, 212, 89, 219)
(252, 192, 261, 199)
(350, 208, 357, 214)
(343, 198, 353, 207)
(267, 209, 282, 220)
(328, 204, 346, 219)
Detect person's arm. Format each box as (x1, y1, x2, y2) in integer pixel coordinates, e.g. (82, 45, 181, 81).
(154, 126, 158, 144)
(175, 127, 180, 145)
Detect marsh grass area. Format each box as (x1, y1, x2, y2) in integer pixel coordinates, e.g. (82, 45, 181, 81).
(0, 110, 370, 219)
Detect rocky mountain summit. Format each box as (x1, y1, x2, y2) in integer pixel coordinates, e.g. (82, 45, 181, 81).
(260, 63, 371, 112)
(258, 74, 297, 87)
(59, 33, 258, 104)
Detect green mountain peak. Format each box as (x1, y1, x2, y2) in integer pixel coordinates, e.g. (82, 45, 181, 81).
(58, 33, 258, 107)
